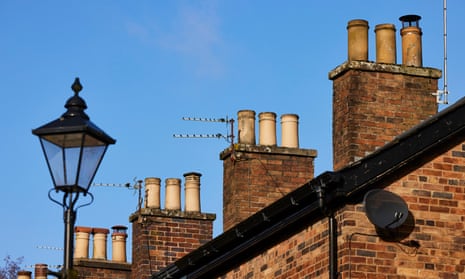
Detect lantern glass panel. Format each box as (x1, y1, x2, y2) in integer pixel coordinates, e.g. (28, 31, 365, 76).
(40, 137, 67, 187)
(78, 143, 107, 189)
(40, 132, 108, 192)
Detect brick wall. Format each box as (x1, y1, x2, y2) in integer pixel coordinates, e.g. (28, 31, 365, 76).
(216, 53, 465, 278)
(129, 209, 215, 279)
(329, 60, 465, 278)
(75, 19, 465, 279)
(330, 61, 439, 170)
(75, 259, 131, 279)
(219, 217, 331, 279)
(338, 143, 465, 278)
(220, 144, 317, 231)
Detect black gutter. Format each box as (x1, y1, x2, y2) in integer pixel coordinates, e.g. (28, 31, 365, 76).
(153, 171, 341, 278)
(339, 95, 465, 203)
(153, 96, 465, 279)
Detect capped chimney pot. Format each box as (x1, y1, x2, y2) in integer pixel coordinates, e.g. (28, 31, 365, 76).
(237, 110, 256, 145)
(165, 178, 181, 210)
(184, 172, 202, 212)
(145, 177, 161, 208)
(281, 114, 299, 148)
(399, 14, 423, 66)
(92, 227, 109, 260)
(111, 225, 128, 262)
(74, 226, 92, 259)
(347, 19, 369, 61)
(399, 14, 421, 28)
(375, 23, 397, 64)
(258, 112, 277, 146)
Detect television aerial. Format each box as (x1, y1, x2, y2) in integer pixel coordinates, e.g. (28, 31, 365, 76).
(173, 116, 235, 145)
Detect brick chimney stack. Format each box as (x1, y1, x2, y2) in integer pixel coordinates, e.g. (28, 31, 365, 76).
(329, 17, 447, 278)
(330, 17, 440, 170)
(130, 174, 216, 279)
(221, 110, 317, 231)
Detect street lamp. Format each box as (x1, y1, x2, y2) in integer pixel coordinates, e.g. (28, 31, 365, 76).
(32, 78, 116, 278)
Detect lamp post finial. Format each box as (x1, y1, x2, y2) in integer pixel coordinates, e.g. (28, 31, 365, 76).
(71, 77, 83, 95)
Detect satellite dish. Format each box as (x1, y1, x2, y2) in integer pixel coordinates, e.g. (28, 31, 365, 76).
(363, 189, 408, 230)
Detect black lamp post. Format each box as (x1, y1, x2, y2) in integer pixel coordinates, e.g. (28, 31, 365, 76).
(32, 78, 116, 279)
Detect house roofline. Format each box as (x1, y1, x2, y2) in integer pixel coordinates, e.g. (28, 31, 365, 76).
(153, 96, 465, 279)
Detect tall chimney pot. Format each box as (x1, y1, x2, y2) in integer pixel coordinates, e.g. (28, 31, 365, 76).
(258, 112, 277, 146)
(237, 110, 256, 145)
(184, 172, 202, 212)
(111, 225, 128, 262)
(74, 226, 92, 259)
(92, 227, 109, 260)
(399, 14, 423, 66)
(375, 23, 397, 64)
(281, 114, 299, 148)
(145, 177, 161, 208)
(165, 178, 181, 210)
(347, 19, 369, 61)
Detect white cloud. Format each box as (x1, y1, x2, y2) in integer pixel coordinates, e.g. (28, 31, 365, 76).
(125, 20, 152, 44)
(126, 2, 226, 78)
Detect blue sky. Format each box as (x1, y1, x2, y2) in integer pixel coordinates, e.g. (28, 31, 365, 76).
(1, 0, 464, 271)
